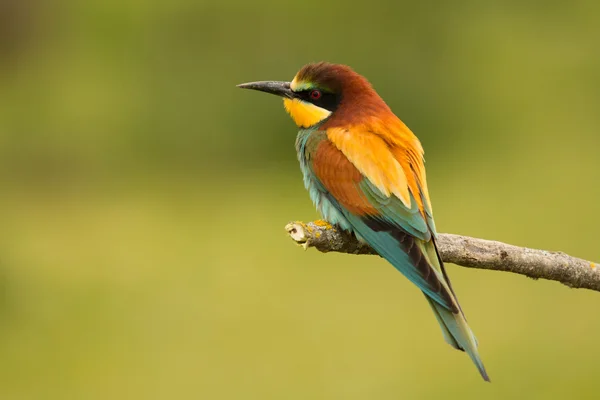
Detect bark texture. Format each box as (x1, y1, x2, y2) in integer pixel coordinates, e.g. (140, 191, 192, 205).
(285, 220, 600, 292)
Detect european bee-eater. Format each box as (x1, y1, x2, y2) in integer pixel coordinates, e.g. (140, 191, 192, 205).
(238, 62, 489, 381)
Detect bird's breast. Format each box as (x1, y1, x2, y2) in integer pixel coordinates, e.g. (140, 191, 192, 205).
(295, 129, 353, 231)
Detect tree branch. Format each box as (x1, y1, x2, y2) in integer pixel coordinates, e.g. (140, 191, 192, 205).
(285, 220, 600, 292)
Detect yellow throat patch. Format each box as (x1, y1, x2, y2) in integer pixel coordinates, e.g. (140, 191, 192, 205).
(283, 98, 331, 128)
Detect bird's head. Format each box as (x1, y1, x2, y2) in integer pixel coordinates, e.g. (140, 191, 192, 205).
(238, 62, 382, 128)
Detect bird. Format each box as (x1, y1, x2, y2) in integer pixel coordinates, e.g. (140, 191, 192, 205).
(237, 62, 489, 382)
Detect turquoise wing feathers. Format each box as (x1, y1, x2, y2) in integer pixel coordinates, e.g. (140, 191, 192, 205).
(296, 128, 457, 312)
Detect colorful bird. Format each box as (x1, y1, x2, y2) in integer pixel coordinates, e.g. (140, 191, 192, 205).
(238, 62, 489, 381)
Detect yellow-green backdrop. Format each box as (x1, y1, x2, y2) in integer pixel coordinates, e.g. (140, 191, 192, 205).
(0, 1, 599, 399)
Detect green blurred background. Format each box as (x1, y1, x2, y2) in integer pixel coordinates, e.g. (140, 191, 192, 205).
(0, 0, 599, 399)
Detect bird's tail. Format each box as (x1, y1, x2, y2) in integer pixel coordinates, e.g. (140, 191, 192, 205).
(425, 295, 490, 382)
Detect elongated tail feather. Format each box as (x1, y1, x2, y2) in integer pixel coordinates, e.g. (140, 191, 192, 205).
(426, 296, 490, 382)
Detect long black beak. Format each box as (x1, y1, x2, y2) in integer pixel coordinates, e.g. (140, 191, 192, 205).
(237, 81, 294, 99)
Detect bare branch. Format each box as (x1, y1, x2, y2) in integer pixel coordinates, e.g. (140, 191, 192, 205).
(285, 220, 600, 292)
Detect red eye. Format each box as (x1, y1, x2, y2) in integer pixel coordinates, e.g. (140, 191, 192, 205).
(310, 90, 322, 100)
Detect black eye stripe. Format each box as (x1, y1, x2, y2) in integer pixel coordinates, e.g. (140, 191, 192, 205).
(294, 89, 340, 112)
